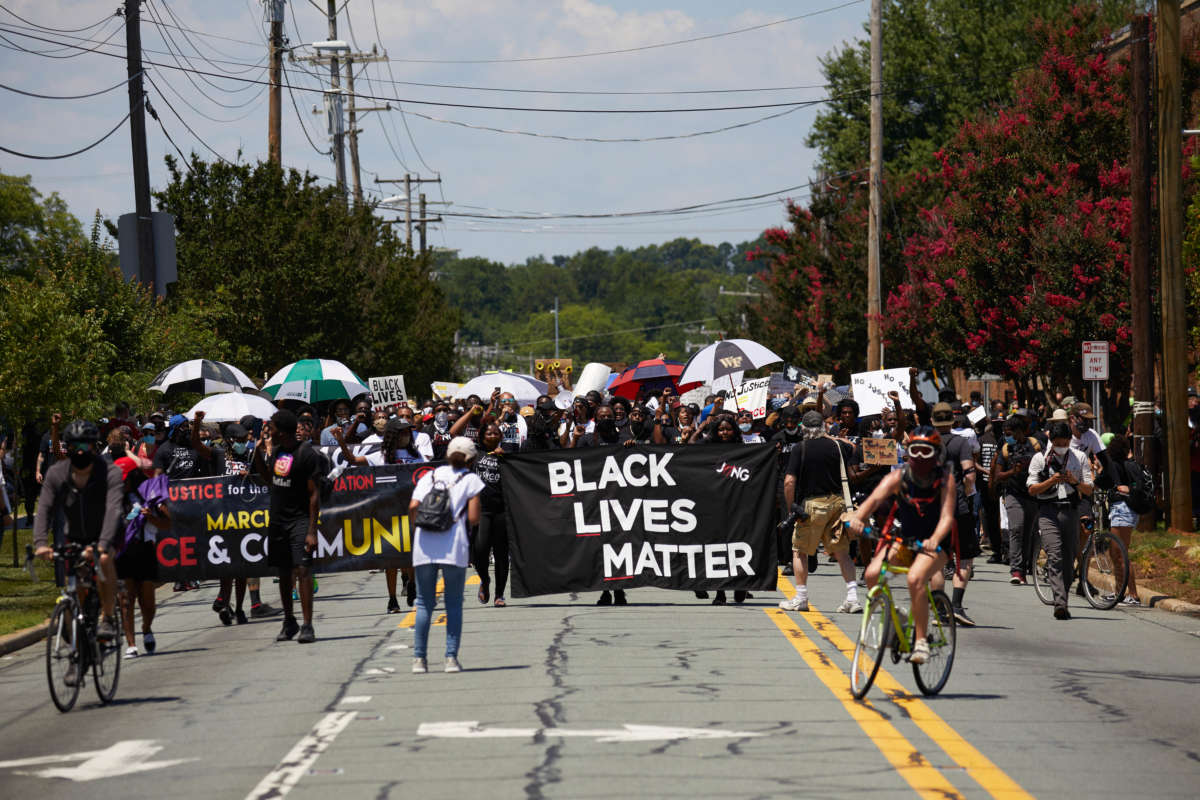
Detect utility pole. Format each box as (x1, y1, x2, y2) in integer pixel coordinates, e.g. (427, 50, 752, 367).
(1130, 14, 1156, 532)
(325, 1, 346, 193)
(553, 296, 560, 358)
(375, 174, 442, 250)
(1157, 1, 1193, 532)
(418, 193, 427, 254)
(866, 0, 883, 371)
(342, 50, 388, 204)
(266, 0, 285, 163)
(404, 173, 411, 245)
(125, 0, 156, 290)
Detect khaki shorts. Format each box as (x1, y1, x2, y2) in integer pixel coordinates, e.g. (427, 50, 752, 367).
(791, 494, 853, 556)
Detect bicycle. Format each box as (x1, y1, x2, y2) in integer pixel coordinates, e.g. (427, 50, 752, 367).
(46, 543, 122, 712)
(850, 528, 956, 699)
(1031, 492, 1128, 610)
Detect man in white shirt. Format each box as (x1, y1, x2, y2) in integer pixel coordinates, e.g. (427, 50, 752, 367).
(1027, 421, 1093, 620)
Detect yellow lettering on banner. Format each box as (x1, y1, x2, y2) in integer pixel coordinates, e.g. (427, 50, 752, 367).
(402, 516, 411, 551)
(345, 519, 371, 556)
(238, 510, 251, 529)
(374, 517, 404, 555)
(251, 510, 267, 528)
(207, 513, 224, 531)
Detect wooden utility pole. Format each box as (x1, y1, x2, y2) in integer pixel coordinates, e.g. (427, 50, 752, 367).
(267, 0, 284, 163)
(342, 50, 389, 205)
(418, 193, 427, 254)
(1130, 15, 1156, 532)
(125, 0, 156, 290)
(375, 174, 441, 251)
(1156, 1, 1194, 531)
(325, 1, 346, 194)
(866, 0, 883, 371)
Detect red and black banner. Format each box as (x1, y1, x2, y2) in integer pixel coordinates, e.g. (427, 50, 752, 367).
(501, 444, 779, 597)
(155, 462, 434, 580)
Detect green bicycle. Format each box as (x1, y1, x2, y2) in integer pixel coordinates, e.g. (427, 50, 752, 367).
(850, 529, 957, 699)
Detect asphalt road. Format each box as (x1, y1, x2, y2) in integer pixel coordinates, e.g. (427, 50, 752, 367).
(1, 560, 1198, 799)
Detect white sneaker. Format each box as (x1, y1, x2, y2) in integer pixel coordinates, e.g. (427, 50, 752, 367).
(779, 595, 809, 612)
(125, 646, 139, 658)
(836, 599, 863, 614)
(910, 638, 930, 665)
(412, 657, 427, 674)
(444, 656, 462, 673)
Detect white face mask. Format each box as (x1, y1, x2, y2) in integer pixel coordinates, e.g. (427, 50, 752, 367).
(1052, 445, 1069, 457)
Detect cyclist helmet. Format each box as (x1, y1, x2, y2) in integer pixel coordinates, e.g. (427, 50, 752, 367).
(904, 425, 944, 480)
(62, 419, 100, 446)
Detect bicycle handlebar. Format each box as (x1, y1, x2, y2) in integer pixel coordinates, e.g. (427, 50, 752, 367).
(842, 521, 941, 553)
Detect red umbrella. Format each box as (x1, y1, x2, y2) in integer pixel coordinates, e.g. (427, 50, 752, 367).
(607, 359, 702, 401)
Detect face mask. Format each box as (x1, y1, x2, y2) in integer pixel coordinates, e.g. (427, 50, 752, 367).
(504, 411, 517, 423)
(596, 419, 616, 436)
(434, 412, 449, 430)
(143, 435, 155, 445)
(1076, 420, 1090, 431)
(1004, 435, 1017, 446)
(738, 423, 752, 433)
(232, 441, 249, 456)
(373, 419, 387, 433)
(785, 424, 798, 434)
(1053, 445, 1069, 457)
(69, 449, 92, 469)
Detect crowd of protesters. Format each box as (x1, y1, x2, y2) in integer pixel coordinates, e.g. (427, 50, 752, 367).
(4, 365, 1197, 673)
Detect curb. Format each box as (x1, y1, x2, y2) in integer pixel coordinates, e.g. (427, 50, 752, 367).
(1081, 570, 1200, 617)
(0, 620, 48, 656)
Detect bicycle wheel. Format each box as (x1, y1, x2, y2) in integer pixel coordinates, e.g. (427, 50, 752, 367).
(851, 593, 892, 699)
(93, 603, 122, 704)
(1082, 531, 1128, 610)
(913, 590, 956, 696)
(1032, 535, 1054, 606)
(46, 600, 81, 713)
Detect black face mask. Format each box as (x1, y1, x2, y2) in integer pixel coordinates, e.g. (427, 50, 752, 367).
(110, 445, 126, 459)
(504, 411, 517, 423)
(596, 418, 617, 437)
(69, 449, 92, 469)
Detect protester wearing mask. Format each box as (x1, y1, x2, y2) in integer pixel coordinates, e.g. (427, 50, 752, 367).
(977, 414, 1006, 564)
(473, 421, 510, 607)
(319, 400, 356, 446)
(495, 392, 527, 453)
(699, 416, 754, 605)
(991, 414, 1042, 584)
(930, 402, 982, 627)
(361, 409, 391, 443)
(427, 404, 454, 459)
(1027, 422, 1093, 619)
(210, 422, 256, 626)
(1105, 435, 1142, 606)
(559, 396, 594, 447)
(522, 396, 563, 452)
(623, 406, 655, 445)
(769, 407, 804, 573)
(736, 409, 763, 443)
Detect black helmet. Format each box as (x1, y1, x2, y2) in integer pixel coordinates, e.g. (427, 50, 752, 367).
(62, 419, 100, 445)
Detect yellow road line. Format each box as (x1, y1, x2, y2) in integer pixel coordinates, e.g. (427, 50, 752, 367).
(775, 572, 1034, 800)
(396, 574, 481, 629)
(766, 609, 965, 800)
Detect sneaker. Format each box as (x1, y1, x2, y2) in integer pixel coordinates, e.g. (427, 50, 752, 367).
(142, 631, 156, 654)
(712, 591, 727, 606)
(412, 657, 427, 674)
(250, 602, 280, 618)
(1053, 606, 1071, 620)
(733, 590, 749, 603)
(444, 656, 462, 673)
(64, 662, 79, 687)
(217, 605, 234, 626)
(173, 581, 187, 592)
(781, 564, 794, 576)
(835, 599, 863, 614)
(96, 616, 117, 643)
(694, 591, 709, 599)
(910, 638, 930, 664)
(405, 578, 417, 607)
(596, 590, 613, 606)
(779, 595, 809, 612)
(212, 597, 228, 613)
(1009, 571, 1023, 585)
(987, 553, 1006, 564)
(1121, 595, 1142, 607)
(125, 645, 139, 658)
(297, 624, 316, 644)
(613, 590, 628, 606)
(276, 616, 300, 641)
(235, 608, 248, 625)
(312, 578, 319, 595)
(387, 596, 401, 614)
(953, 606, 976, 627)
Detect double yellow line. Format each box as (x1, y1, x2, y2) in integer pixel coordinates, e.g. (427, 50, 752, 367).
(396, 574, 481, 629)
(769, 574, 1033, 800)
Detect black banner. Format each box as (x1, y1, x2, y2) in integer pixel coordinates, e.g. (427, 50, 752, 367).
(501, 444, 779, 597)
(156, 462, 435, 580)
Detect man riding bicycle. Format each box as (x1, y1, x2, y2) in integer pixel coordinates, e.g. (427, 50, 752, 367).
(846, 426, 955, 665)
(33, 420, 124, 643)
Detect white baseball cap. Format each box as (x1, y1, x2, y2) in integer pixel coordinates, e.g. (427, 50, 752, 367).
(446, 436, 477, 460)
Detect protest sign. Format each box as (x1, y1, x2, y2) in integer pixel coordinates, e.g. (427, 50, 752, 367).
(154, 462, 428, 580)
(502, 444, 779, 596)
(533, 358, 573, 383)
(850, 368, 915, 416)
(967, 405, 987, 425)
(430, 381, 462, 400)
(369, 375, 407, 409)
(734, 377, 771, 419)
(817, 374, 834, 388)
(861, 438, 899, 466)
(768, 372, 797, 398)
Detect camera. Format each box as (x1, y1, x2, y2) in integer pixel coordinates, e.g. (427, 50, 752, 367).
(777, 503, 811, 533)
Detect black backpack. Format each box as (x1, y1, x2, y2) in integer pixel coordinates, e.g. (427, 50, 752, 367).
(1121, 461, 1155, 515)
(414, 471, 467, 531)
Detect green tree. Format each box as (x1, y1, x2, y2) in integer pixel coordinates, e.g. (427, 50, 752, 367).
(0, 172, 83, 274)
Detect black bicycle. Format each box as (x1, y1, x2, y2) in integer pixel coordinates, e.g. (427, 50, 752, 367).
(46, 543, 122, 712)
(1032, 493, 1129, 610)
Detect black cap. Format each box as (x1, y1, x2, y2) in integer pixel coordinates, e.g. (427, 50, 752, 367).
(225, 423, 248, 439)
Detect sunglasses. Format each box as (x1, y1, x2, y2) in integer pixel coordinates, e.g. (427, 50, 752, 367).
(907, 443, 938, 459)
(501, 399, 517, 405)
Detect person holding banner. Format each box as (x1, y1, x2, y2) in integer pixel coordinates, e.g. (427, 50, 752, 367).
(409, 437, 484, 674)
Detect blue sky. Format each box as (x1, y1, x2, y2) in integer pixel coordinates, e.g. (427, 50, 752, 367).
(0, 1, 868, 264)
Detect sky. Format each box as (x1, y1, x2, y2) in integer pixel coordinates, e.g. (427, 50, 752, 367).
(0, 0, 868, 265)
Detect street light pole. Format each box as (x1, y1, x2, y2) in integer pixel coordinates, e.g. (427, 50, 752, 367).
(553, 296, 560, 358)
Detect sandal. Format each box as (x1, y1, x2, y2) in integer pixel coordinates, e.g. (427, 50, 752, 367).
(494, 597, 506, 607)
(478, 584, 490, 605)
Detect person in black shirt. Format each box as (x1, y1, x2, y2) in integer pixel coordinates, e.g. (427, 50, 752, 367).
(990, 414, 1042, 584)
(769, 407, 804, 571)
(252, 409, 322, 644)
(473, 421, 510, 607)
(573, 404, 629, 606)
(522, 396, 563, 452)
(977, 415, 1006, 564)
(623, 406, 655, 445)
(779, 411, 861, 614)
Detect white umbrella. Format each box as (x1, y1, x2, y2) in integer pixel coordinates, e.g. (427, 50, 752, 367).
(148, 359, 257, 395)
(680, 339, 784, 392)
(263, 359, 371, 403)
(185, 392, 279, 423)
(456, 371, 548, 406)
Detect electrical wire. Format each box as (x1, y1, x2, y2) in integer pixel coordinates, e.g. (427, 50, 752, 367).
(383, 0, 864, 64)
(0, 70, 143, 100)
(0, 3, 116, 34)
(145, 97, 194, 172)
(144, 1, 266, 101)
(0, 105, 133, 160)
(150, 62, 267, 123)
(0, 17, 123, 59)
(283, 63, 332, 156)
(367, 0, 436, 174)
(145, 74, 234, 165)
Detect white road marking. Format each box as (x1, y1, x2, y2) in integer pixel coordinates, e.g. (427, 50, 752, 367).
(245, 712, 356, 800)
(415, 721, 766, 743)
(0, 740, 194, 782)
(340, 695, 372, 704)
(364, 667, 395, 675)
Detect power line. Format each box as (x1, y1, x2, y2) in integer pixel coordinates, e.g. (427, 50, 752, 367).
(283, 63, 331, 156)
(0, 70, 143, 100)
(382, 0, 864, 64)
(368, 0, 436, 174)
(0, 106, 132, 160)
(145, 98, 194, 172)
(500, 318, 720, 349)
(0, 17, 123, 59)
(144, 1, 266, 102)
(145, 74, 234, 165)
(0, 3, 117, 34)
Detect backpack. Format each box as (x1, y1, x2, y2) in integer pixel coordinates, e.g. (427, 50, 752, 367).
(413, 471, 468, 532)
(1121, 461, 1155, 515)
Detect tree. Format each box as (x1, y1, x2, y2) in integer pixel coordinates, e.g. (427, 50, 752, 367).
(0, 172, 83, 274)
(154, 155, 458, 390)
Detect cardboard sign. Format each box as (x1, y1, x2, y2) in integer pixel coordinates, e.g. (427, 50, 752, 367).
(850, 368, 916, 416)
(768, 372, 798, 398)
(533, 359, 574, 383)
(817, 374, 834, 388)
(430, 381, 462, 400)
(734, 377, 771, 419)
(861, 437, 899, 466)
(369, 374, 407, 409)
(967, 406, 987, 425)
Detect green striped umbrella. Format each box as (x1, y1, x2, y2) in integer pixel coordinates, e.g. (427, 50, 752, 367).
(262, 359, 371, 403)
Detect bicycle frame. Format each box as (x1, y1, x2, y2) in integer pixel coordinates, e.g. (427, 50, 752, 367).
(863, 557, 943, 658)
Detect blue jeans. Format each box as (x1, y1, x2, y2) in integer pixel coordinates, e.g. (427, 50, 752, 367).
(413, 563, 466, 659)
